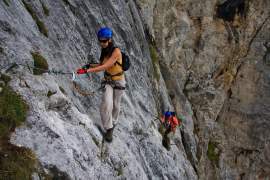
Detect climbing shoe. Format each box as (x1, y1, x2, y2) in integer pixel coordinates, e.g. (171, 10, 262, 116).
(162, 135, 171, 151)
(104, 128, 113, 142)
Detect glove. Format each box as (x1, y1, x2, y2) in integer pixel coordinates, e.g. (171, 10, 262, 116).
(77, 68, 87, 74)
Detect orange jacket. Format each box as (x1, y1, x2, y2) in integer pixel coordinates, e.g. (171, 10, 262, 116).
(161, 115, 179, 132)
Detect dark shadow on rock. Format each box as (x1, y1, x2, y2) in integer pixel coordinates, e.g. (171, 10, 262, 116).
(216, 0, 247, 22)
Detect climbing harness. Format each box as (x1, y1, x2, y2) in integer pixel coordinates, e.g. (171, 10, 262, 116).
(100, 77, 126, 91)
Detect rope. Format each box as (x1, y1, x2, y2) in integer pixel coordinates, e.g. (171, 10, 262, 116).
(0, 62, 97, 96)
(17, 63, 73, 75)
(72, 81, 95, 96)
(0, 62, 73, 75)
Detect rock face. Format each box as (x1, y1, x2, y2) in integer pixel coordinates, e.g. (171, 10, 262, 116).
(0, 0, 269, 179)
(1, 0, 196, 179)
(136, 0, 270, 179)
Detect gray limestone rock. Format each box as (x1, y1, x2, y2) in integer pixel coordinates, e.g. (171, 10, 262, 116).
(1, 0, 269, 179)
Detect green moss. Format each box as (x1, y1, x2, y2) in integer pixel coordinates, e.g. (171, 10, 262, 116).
(78, 121, 85, 127)
(149, 45, 158, 65)
(207, 141, 220, 167)
(0, 82, 28, 137)
(149, 45, 160, 80)
(115, 166, 123, 176)
(3, 0, 10, 6)
(47, 90, 56, 98)
(91, 136, 99, 146)
(0, 144, 38, 179)
(0, 74, 11, 84)
(0, 47, 4, 54)
(0, 75, 52, 179)
(45, 166, 70, 179)
(59, 86, 66, 95)
(62, 0, 71, 6)
(22, 0, 48, 37)
(41, 2, 49, 16)
(31, 52, 49, 75)
(0, 75, 37, 179)
(133, 125, 144, 135)
(36, 18, 48, 37)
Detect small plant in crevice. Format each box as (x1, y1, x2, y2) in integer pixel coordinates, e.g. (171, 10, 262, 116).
(22, 0, 48, 37)
(62, 0, 71, 6)
(47, 90, 56, 98)
(3, 0, 10, 6)
(115, 165, 124, 176)
(0, 46, 4, 54)
(263, 43, 270, 66)
(0, 74, 11, 84)
(61, 0, 77, 16)
(0, 75, 28, 137)
(99, 143, 109, 161)
(91, 135, 99, 147)
(133, 125, 144, 136)
(59, 86, 66, 95)
(41, 2, 49, 16)
(31, 52, 49, 75)
(45, 165, 71, 180)
(132, 123, 149, 140)
(223, 71, 234, 87)
(149, 44, 160, 81)
(207, 141, 220, 167)
(78, 121, 85, 127)
(193, 123, 200, 135)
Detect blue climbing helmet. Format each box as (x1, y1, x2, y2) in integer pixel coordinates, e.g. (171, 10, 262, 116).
(164, 111, 176, 118)
(164, 111, 172, 118)
(97, 27, 113, 39)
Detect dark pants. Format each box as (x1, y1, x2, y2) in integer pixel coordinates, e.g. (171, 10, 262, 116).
(162, 129, 171, 150)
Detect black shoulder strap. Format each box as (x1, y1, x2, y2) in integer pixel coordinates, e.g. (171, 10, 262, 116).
(113, 47, 122, 66)
(116, 61, 122, 66)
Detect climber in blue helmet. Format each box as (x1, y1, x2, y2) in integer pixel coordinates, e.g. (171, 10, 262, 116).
(77, 27, 126, 142)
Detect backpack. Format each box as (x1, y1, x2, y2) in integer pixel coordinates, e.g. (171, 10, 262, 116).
(113, 47, 130, 71)
(120, 51, 130, 71)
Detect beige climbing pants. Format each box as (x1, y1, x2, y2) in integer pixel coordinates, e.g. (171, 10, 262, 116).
(100, 79, 125, 130)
